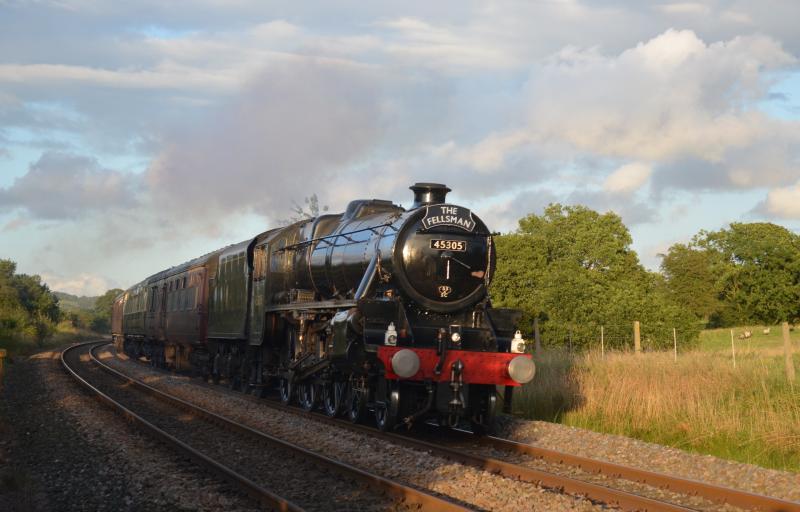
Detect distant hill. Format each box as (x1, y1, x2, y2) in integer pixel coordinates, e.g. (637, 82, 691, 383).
(54, 291, 98, 312)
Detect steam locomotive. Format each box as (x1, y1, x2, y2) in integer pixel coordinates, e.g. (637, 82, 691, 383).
(111, 183, 534, 433)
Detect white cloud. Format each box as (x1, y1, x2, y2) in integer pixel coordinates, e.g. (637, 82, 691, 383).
(42, 271, 117, 296)
(3, 4, 800, 292)
(526, 30, 796, 162)
(604, 162, 652, 194)
(438, 131, 531, 172)
(449, 29, 799, 194)
(379, 16, 519, 71)
(0, 152, 141, 219)
(0, 63, 242, 92)
(657, 3, 711, 16)
(145, 60, 385, 225)
(764, 183, 800, 218)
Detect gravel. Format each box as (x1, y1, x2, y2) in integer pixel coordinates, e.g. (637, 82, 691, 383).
(15, 340, 792, 512)
(0, 344, 259, 512)
(100, 347, 605, 511)
(67, 344, 417, 512)
(498, 418, 800, 504)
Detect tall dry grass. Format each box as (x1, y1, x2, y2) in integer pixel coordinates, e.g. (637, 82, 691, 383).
(514, 348, 800, 471)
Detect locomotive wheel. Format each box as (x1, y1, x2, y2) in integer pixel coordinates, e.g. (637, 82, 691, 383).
(279, 376, 293, 405)
(347, 381, 367, 424)
(375, 386, 400, 432)
(470, 388, 498, 436)
(322, 381, 345, 417)
(298, 382, 317, 412)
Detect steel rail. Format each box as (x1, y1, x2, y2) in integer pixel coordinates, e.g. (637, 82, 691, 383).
(85, 343, 468, 512)
(469, 432, 800, 512)
(250, 395, 692, 512)
(61, 341, 302, 512)
(246, 386, 799, 512)
(112, 343, 800, 512)
(247, 375, 799, 512)
(112, 344, 690, 510)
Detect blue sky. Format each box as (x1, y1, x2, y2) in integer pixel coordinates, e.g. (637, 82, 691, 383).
(1, 1, 800, 295)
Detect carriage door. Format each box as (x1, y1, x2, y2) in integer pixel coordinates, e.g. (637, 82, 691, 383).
(249, 245, 268, 345)
(159, 284, 167, 331)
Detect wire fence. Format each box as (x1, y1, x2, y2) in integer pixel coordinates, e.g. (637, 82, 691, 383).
(525, 321, 798, 383)
(529, 321, 699, 355)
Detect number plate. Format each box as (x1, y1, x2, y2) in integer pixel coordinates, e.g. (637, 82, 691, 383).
(430, 239, 466, 252)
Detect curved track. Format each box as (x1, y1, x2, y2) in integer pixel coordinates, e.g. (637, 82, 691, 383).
(62, 341, 468, 512)
(97, 342, 800, 512)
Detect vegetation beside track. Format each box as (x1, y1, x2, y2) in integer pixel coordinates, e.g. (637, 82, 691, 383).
(0, 258, 118, 358)
(514, 326, 800, 472)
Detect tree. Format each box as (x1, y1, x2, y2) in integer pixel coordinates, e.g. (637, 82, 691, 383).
(0, 259, 62, 346)
(91, 288, 124, 333)
(659, 243, 720, 321)
(491, 204, 699, 350)
(697, 223, 800, 325)
(279, 194, 329, 225)
(0, 260, 24, 338)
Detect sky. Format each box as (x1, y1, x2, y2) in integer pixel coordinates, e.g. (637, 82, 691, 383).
(1, 0, 799, 296)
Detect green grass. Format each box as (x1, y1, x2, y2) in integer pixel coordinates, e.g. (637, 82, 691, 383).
(0, 321, 102, 358)
(513, 327, 800, 472)
(698, 324, 791, 352)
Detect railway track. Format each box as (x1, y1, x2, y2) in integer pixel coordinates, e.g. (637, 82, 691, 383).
(98, 342, 800, 512)
(443, 430, 800, 512)
(253, 396, 799, 512)
(62, 341, 468, 512)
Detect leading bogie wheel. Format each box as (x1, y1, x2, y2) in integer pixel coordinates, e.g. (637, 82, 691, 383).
(375, 387, 399, 432)
(470, 388, 498, 436)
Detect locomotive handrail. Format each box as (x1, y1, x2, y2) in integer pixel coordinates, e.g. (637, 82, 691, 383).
(274, 222, 397, 253)
(264, 299, 357, 313)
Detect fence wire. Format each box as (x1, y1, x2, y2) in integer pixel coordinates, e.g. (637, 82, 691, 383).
(530, 321, 699, 353)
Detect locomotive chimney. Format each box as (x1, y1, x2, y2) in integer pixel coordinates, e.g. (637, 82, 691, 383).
(410, 182, 451, 208)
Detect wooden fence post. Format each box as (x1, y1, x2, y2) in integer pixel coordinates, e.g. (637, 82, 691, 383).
(533, 317, 542, 355)
(633, 321, 641, 354)
(730, 329, 736, 369)
(673, 327, 677, 362)
(600, 326, 605, 359)
(783, 322, 795, 384)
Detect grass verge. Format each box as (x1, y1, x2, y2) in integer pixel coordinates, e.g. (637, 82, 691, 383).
(514, 331, 800, 472)
(0, 321, 101, 358)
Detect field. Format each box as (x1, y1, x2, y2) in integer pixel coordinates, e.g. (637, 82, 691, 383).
(513, 326, 800, 472)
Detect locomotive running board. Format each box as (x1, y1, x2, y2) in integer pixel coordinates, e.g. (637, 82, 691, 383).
(265, 299, 357, 313)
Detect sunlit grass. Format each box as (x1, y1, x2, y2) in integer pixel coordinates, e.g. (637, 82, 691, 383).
(0, 321, 101, 357)
(514, 328, 800, 471)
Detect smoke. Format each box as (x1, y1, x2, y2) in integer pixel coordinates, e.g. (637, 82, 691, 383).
(145, 60, 385, 228)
